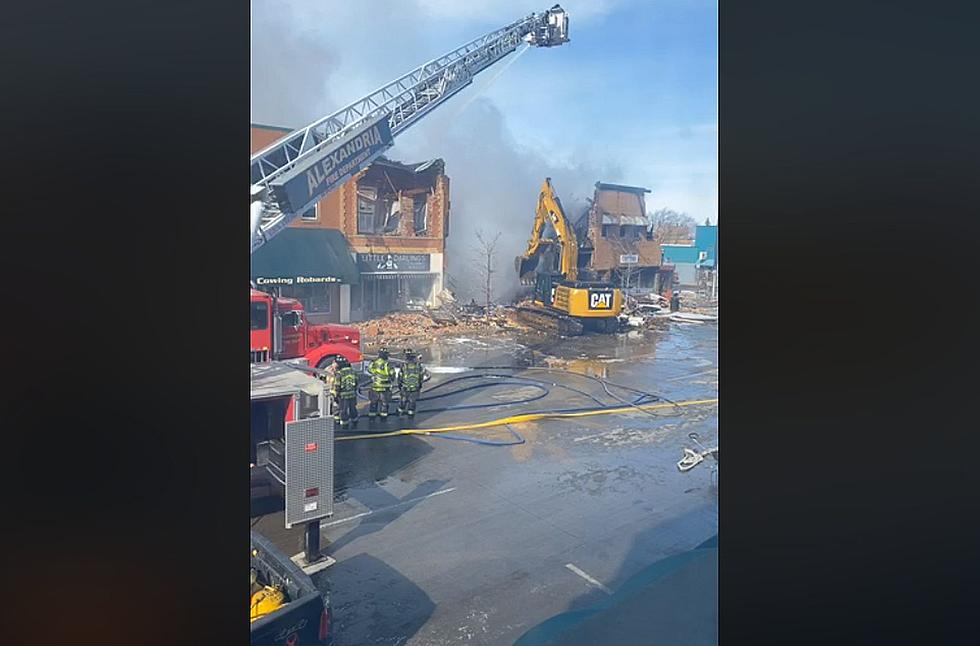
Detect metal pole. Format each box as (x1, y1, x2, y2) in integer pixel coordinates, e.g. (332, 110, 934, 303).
(304, 519, 321, 563)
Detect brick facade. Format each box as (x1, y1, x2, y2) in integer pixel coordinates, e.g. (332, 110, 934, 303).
(251, 125, 451, 316)
(582, 183, 662, 279)
(250, 125, 449, 259)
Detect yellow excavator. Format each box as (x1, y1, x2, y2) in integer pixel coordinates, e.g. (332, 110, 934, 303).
(515, 178, 623, 334)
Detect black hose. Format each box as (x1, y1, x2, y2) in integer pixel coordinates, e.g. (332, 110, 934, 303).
(417, 380, 549, 413)
(344, 367, 673, 428)
(427, 426, 526, 447)
(356, 379, 547, 412)
(355, 372, 610, 414)
(421, 373, 608, 407)
(468, 365, 676, 409)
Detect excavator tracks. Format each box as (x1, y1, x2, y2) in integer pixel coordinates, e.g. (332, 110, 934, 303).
(513, 306, 585, 336)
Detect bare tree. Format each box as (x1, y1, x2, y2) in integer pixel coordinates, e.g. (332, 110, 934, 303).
(608, 236, 638, 293)
(649, 208, 697, 244)
(472, 229, 502, 320)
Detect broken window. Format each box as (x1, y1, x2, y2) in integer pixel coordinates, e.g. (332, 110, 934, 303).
(382, 195, 401, 234)
(378, 171, 402, 234)
(357, 185, 378, 234)
(358, 179, 403, 234)
(356, 160, 444, 237)
(413, 193, 429, 235)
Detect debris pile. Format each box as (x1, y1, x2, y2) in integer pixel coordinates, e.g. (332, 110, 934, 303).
(677, 290, 718, 317)
(619, 290, 718, 328)
(354, 304, 529, 348)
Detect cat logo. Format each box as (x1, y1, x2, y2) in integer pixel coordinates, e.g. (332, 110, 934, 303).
(589, 291, 613, 310)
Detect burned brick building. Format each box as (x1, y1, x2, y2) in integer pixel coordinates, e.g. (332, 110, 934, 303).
(326, 156, 450, 318)
(575, 182, 667, 292)
(251, 124, 452, 321)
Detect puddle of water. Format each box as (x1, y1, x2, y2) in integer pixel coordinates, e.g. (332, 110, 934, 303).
(555, 463, 658, 496)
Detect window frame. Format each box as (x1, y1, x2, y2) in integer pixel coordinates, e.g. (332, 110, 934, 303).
(299, 203, 318, 221)
(357, 184, 379, 234)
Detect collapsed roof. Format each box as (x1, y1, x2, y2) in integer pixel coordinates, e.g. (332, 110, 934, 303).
(593, 182, 652, 226)
(368, 156, 445, 179)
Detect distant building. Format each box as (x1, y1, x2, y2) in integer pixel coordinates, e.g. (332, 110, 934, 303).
(575, 182, 668, 292)
(661, 224, 718, 289)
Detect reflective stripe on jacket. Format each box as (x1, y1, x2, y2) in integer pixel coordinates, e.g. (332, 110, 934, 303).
(400, 362, 423, 391)
(368, 358, 393, 390)
(336, 366, 358, 397)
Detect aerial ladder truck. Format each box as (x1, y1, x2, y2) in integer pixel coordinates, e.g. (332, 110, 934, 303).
(249, 5, 570, 368)
(515, 178, 623, 335)
(249, 5, 570, 252)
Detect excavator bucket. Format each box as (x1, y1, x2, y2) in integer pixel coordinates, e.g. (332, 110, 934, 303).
(516, 255, 539, 284)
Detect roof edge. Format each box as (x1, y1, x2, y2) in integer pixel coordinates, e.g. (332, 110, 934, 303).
(251, 122, 294, 133)
(594, 182, 651, 194)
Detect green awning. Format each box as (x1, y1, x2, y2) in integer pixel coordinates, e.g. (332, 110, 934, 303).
(251, 228, 359, 286)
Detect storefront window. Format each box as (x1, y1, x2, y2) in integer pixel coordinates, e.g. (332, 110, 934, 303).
(280, 284, 331, 314)
(351, 283, 362, 311)
(404, 274, 434, 301)
(306, 287, 331, 314)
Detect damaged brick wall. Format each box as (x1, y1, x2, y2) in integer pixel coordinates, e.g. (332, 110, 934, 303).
(252, 123, 451, 280)
(427, 174, 450, 241)
(586, 184, 661, 274)
(327, 162, 449, 262)
(591, 237, 662, 269)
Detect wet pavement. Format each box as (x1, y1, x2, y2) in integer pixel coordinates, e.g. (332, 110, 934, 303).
(251, 321, 718, 645)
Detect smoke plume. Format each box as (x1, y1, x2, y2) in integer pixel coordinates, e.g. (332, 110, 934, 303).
(395, 99, 622, 301)
(251, 0, 624, 302)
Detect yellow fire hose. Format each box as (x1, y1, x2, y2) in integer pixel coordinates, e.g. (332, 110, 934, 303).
(336, 397, 718, 442)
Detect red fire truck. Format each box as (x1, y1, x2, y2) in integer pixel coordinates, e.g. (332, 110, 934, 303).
(250, 289, 361, 369)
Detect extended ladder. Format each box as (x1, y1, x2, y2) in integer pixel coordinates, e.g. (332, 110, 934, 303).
(250, 5, 569, 253)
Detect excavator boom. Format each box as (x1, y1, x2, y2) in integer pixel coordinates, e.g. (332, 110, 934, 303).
(516, 178, 579, 282)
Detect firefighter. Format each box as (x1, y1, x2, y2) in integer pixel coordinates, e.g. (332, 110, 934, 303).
(332, 356, 359, 428)
(367, 347, 394, 420)
(318, 358, 340, 423)
(397, 348, 428, 417)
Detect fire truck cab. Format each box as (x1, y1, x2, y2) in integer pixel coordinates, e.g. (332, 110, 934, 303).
(250, 289, 361, 369)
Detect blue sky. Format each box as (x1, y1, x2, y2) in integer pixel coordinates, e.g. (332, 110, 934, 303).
(252, 0, 716, 291)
